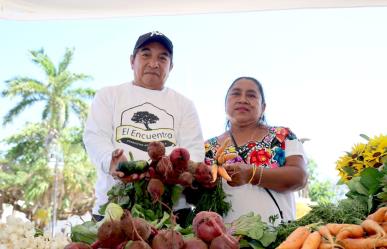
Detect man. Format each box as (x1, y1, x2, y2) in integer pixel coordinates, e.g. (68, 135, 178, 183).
(83, 31, 204, 221)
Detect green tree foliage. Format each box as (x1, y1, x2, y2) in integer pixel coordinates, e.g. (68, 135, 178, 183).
(306, 160, 336, 204)
(1, 48, 95, 131)
(0, 123, 95, 223)
(0, 48, 96, 226)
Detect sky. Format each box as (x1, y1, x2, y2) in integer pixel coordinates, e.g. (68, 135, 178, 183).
(1, 6, 386, 181)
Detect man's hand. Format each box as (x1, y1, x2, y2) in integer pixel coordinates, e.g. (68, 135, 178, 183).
(109, 149, 127, 178)
(109, 149, 149, 183)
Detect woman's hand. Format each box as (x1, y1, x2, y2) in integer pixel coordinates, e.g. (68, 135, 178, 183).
(223, 162, 254, 187)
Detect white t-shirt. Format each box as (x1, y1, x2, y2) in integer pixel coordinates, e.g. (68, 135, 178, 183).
(83, 82, 204, 214)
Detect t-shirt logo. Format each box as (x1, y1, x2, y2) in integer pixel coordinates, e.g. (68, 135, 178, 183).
(116, 102, 176, 151)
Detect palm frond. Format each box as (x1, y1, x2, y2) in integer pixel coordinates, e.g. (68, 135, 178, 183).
(2, 97, 40, 125)
(58, 47, 74, 74)
(30, 49, 57, 76)
(67, 88, 96, 98)
(2, 77, 47, 97)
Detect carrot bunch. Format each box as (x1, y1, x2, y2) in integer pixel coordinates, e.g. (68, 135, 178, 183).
(276, 206, 387, 249)
(210, 137, 238, 182)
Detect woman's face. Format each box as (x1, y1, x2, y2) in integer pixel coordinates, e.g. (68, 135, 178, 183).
(225, 78, 266, 127)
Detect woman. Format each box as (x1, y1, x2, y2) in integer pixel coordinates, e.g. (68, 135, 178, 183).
(204, 76, 307, 225)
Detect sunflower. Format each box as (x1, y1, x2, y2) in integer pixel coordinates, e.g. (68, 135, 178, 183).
(336, 134, 387, 182)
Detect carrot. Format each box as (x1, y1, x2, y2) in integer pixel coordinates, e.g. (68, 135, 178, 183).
(361, 219, 386, 238)
(366, 206, 387, 223)
(217, 153, 226, 165)
(381, 222, 387, 233)
(338, 237, 387, 249)
(215, 137, 231, 158)
(217, 166, 232, 181)
(335, 224, 364, 242)
(301, 231, 322, 249)
(325, 223, 350, 236)
(317, 242, 337, 249)
(211, 164, 218, 182)
(318, 226, 334, 246)
(277, 226, 311, 249)
(385, 210, 387, 222)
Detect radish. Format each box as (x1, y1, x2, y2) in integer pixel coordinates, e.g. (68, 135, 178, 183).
(183, 238, 208, 249)
(151, 229, 185, 249)
(192, 211, 226, 243)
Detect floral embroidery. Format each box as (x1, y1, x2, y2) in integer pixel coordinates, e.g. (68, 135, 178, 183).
(250, 149, 271, 165)
(205, 126, 298, 168)
(275, 127, 289, 143)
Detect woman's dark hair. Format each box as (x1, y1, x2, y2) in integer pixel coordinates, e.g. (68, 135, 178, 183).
(225, 76, 266, 130)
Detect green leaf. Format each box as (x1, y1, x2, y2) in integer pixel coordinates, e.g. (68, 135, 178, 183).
(360, 168, 383, 195)
(347, 177, 368, 196)
(359, 134, 370, 141)
(170, 185, 183, 204)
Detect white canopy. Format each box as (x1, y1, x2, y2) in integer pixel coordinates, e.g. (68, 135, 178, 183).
(2, 0, 387, 20)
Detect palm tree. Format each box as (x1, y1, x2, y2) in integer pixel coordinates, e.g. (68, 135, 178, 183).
(1, 48, 96, 227)
(2, 48, 95, 134)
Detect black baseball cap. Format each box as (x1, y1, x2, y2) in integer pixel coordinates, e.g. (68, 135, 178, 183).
(133, 31, 173, 56)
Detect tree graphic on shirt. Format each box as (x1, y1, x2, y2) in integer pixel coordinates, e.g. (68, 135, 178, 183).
(131, 111, 159, 130)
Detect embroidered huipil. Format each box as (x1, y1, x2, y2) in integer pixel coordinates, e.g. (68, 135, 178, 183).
(205, 127, 306, 225)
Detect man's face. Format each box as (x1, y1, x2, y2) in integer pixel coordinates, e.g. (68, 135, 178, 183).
(130, 42, 173, 90)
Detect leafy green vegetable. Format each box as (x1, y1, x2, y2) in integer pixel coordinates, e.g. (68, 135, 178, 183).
(70, 221, 98, 244)
(231, 212, 277, 248)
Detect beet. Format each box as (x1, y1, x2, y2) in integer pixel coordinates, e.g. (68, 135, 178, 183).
(121, 210, 152, 241)
(64, 242, 92, 249)
(156, 156, 173, 179)
(183, 238, 208, 249)
(192, 211, 226, 243)
(148, 141, 166, 161)
(177, 171, 194, 187)
(147, 178, 165, 202)
(209, 234, 239, 249)
(169, 148, 190, 173)
(126, 240, 152, 249)
(151, 229, 184, 249)
(194, 163, 215, 188)
(97, 220, 126, 248)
